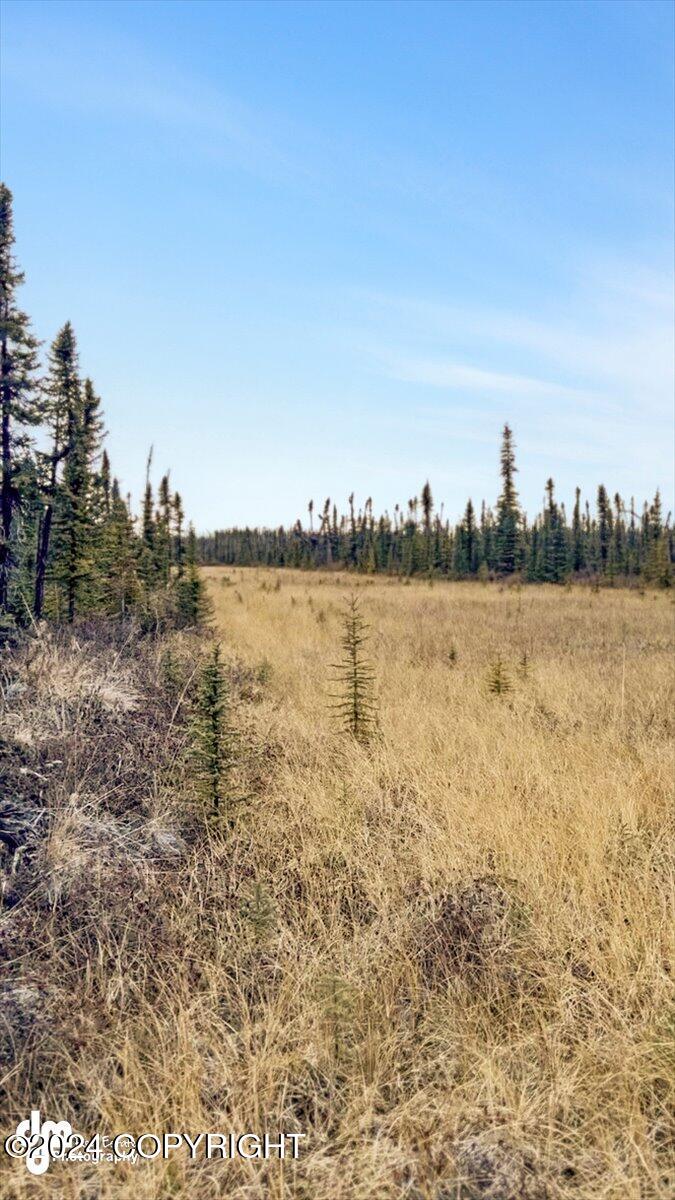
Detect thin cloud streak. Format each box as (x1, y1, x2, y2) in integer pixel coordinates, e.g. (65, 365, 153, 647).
(381, 357, 599, 402)
(353, 265, 674, 414)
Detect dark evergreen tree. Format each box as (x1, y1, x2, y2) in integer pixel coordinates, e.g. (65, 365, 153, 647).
(192, 642, 234, 818)
(330, 594, 378, 744)
(139, 448, 157, 588)
(644, 490, 671, 587)
(174, 490, 185, 577)
(176, 523, 208, 624)
(572, 487, 584, 573)
(597, 485, 613, 574)
(34, 323, 80, 618)
(541, 479, 567, 582)
(421, 480, 434, 571)
(99, 449, 111, 516)
(55, 376, 105, 620)
(0, 184, 41, 617)
(495, 423, 519, 574)
(97, 478, 141, 615)
(155, 472, 172, 584)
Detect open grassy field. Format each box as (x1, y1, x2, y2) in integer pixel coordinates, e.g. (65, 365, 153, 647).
(197, 566, 674, 1198)
(1, 568, 672, 1199)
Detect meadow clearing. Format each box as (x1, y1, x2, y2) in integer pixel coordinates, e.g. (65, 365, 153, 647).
(1, 567, 672, 1200)
(197, 566, 674, 1198)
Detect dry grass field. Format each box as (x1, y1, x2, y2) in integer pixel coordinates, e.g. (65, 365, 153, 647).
(1, 567, 673, 1199)
(198, 567, 674, 1198)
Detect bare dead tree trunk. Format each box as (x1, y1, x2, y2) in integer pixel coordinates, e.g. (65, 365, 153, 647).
(34, 502, 52, 619)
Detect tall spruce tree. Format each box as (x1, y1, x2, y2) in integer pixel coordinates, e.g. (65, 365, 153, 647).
(572, 486, 584, 573)
(421, 480, 434, 571)
(139, 448, 156, 587)
(56, 376, 105, 620)
(97, 477, 140, 615)
(597, 485, 613, 574)
(99, 449, 111, 516)
(644, 490, 671, 587)
(0, 184, 41, 616)
(173, 490, 185, 577)
(454, 498, 477, 575)
(495, 423, 519, 574)
(156, 472, 172, 584)
(542, 478, 567, 582)
(34, 323, 80, 618)
(176, 523, 208, 624)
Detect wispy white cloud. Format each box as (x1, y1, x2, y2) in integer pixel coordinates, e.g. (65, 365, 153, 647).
(2, 30, 310, 187)
(353, 254, 674, 417)
(379, 356, 598, 402)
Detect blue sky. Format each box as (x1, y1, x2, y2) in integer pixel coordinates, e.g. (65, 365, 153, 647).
(2, 0, 673, 528)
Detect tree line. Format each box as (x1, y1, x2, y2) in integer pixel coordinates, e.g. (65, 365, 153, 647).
(198, 425, 672, 585)
(0, 184, 202, 634)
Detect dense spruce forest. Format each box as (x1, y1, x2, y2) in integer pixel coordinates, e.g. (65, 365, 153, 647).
(0, 184, 202, 634)
(199, 429, 672, 585)
(196, 432, 667, 585)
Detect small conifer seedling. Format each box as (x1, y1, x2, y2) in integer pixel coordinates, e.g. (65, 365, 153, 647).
(318, 971, 354, 1061)
(192, 642, 234, 818)
(488, 658, 512, 696)
(241, 882, 276, 943)
(330, 594, 378, 744)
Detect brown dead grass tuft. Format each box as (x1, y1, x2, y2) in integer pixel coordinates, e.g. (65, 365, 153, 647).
(418, 875, 515, 984)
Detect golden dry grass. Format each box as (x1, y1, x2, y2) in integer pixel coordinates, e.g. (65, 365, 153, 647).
(2, 569, 673, 1199)
(201, 567, 674, 1198)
